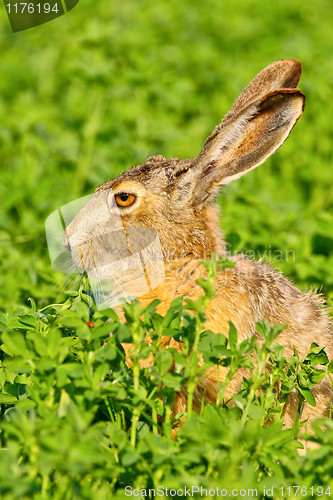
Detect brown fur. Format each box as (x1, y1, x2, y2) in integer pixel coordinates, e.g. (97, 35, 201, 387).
(64, 60, 332, 431)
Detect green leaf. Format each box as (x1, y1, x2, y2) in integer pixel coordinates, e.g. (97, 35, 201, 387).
(0, 392, 18, 403)
(61, 312, 85, 328)
(46, 329, 64, 359)
(72, 301, 90, 322)
(18, 314, 36, 329)
(232, 394, 246, 410)
(58, 363, 85, 379)
(162, 372, 185, 390)
(0, 368, 7, 386)
(95, 343, 117, 361)
(89, 323, 117, 340)
(4, 358, 33, 373)
(143, 299, 161, 322)
(155, 350, 173, 376)
(117, 324, 132, 343)
(306, 343, 329, 366)
(1, 332, 30, 357)
(297, 386, 316, 407)
(58, 390, 73, 418)
(93, 308, 119, 323)
(27, 297, 37, 313)
(31, 333, 48, 357)
(162, 297, 183, 329)
(228, 321, 237, 350)
(122, 448, 140, 467)
(34, 358, 56, 371)
(248, 404, 266, 419)
(305, 367, 326, 385)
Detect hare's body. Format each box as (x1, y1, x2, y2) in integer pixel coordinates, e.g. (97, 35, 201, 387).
(119, 254, 332, 425)
(65, 60, 332, 428)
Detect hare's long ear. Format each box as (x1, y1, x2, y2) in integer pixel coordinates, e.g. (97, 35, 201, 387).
(225, 59, 302, 117)
(185, 60, 305, 206)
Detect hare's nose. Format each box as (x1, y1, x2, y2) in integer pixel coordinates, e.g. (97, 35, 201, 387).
(63, 231, 71, 251)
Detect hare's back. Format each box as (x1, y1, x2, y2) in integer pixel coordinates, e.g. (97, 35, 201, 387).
(207, 257, 332, 358)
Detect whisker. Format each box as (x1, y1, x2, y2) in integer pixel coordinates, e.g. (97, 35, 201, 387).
(96, 276, 107, 305)
(51, 263, 78, 289)
(110, 273, 131, 303)
(54, 273, 74, 298)
(55, 271, 82, 302)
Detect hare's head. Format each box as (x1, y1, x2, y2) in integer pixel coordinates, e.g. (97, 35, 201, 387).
(64, 59, 304, 287)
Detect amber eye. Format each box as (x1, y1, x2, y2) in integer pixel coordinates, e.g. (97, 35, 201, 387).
(115, 193, 136, 207)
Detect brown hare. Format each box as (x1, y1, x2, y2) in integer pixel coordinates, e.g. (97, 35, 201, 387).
(64, 59, 332, 429)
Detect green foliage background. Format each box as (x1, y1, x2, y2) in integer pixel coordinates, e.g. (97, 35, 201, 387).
(1, 0, 333, 498)
(1, 0, 333, 310)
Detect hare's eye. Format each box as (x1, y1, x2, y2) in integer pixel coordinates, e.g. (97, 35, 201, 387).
(115, 193, 136, 207)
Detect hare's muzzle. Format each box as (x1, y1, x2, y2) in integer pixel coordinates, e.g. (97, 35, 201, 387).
(62, 231, 71, 251)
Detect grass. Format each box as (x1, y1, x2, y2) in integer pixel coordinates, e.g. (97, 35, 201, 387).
(0, 267, 333, 499)
(1, 0, 333, 498)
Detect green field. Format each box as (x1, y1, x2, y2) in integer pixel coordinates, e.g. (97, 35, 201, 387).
(1, 0, 333, 498)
